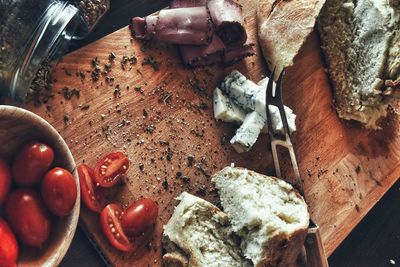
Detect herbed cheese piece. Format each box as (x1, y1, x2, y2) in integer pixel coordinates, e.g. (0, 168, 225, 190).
(163, 192, 251, 267)
(212, 167, 309, 267)
(230, 111, 265, 153)
(213, 87, 246, 124)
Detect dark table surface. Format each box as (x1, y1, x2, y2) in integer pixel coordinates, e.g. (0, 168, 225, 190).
(60, 1, 400, 266)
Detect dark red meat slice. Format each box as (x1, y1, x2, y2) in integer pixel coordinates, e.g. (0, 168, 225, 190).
(170, 0, 206, 8)
(132, 7, 212, 45)
(207, 0, 247, 46)
(222, 43, 255, 65)
(180, 34, 225, 67)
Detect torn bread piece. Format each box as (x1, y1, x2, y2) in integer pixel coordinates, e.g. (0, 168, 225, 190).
(257, 0, 326, 79)
(163, 192, 251, 267)
(213, 166, 309, 267)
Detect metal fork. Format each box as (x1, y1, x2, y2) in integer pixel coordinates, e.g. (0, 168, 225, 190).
(265, 68, 329, 267)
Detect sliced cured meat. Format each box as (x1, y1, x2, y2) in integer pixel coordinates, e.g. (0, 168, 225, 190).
(207, 0, 247, 46)
(222, 43, 255, 65)
(132, 7, 212, 45)
(180, 34, 225, 67)
(170, 0, 206, 8)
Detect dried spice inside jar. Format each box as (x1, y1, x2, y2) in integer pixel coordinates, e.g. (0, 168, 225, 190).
(25, 60, 54, 106)
(71, 0, 110, 31)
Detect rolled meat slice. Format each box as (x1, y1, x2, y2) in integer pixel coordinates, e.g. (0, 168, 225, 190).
(180, 34, 225, 67)
(222, 43, 255, 65)
(207, 0, 247, 46)
(170, 0, 207, 8)
(131, 7, 212, 45)
(131, 16, 157, 40)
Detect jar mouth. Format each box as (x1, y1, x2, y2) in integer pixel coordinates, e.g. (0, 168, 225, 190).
(9, 1, 79, 101)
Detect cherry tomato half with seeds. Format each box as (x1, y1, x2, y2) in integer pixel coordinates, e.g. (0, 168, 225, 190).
(0, 218, 18, 267)
(41, 167, 77, 216)
(6, 188, 51, 247)
(121, 198, 158, 237)
(100, 204, 134, 252)
(0, 159, 11, 206)
(94, 152, 129, 187)
(12, 141, 54, 186)
(78, 164, 105, 213)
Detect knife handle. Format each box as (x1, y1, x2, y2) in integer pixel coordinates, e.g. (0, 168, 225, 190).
(305, 225, 329, 267)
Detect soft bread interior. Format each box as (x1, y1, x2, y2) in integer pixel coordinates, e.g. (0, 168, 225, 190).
(212, 167, 309, 266)
(163, 192, 251, 267)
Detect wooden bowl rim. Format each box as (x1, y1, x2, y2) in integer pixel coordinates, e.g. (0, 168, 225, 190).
(0, 105, 80, 267)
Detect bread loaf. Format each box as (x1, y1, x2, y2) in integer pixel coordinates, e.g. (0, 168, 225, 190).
(317, 0, 400, 128)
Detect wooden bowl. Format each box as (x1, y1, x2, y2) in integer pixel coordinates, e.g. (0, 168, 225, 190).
(0, 105, 80, 267)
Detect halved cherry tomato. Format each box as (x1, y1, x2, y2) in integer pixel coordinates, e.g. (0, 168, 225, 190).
(121, 198, 158, 237)
(100, 204, 134, 252)
(94, 152, 129, 187)
(0, 218, 18, 267)
(5, 188, 51, 247)
(12, 141, 54, 186)
(78, 164, 105, 213)
(0, 159, 11, 206)
(41, 167, 77, 216)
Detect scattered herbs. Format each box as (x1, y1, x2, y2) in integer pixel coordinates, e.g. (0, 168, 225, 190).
(187, 155, 194, 166)
(162, 178, 169, 189)
(146, 124, 155, 134)
(142, 56, 159, 71)
(113, 84, 121, 97)
(63, 114, 70, 125)
(80, 104, 90, 110)
(108, 52, 116, 62)
(61, 87, 80, 100)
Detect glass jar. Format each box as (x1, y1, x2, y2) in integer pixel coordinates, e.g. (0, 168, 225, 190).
(0, 0, 109, 102)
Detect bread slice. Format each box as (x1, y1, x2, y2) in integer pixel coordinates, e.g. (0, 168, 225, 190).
(317, 0, 400, 128)
(162, 192, 252, 267)
(257, 0, 326, 79)
(212, 167, 309, 267)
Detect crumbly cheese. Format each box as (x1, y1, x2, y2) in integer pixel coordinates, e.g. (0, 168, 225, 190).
(213, 87, 246, 124)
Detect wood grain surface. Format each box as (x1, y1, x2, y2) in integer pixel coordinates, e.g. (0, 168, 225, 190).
(6, 0, 400, 266)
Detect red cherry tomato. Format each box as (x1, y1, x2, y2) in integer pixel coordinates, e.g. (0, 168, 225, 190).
(12, 141, 54, 186)
(121, 198, 158, 237)
(41, 167, 77, 216)
(0, 159, 11, 206)
(100, 204, 134, 252)
(77, 164, 105, 213)
(0, 218, 18, 267)
(5, 188, 51, 247)
(94, 152, 129, 187)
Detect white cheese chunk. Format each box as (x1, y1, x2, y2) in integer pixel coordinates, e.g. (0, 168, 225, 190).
(213, 87, 246, 124)
(230, 111, 265, 153)
(269, 105, 297, 133)
(220, 70, 260, 112)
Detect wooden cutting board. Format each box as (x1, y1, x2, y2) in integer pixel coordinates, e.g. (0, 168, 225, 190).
(7, 0, 400, 266)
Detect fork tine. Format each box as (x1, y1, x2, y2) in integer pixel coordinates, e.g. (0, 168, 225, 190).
(275, 68, 291, 137)
(265, 69, 276, 135)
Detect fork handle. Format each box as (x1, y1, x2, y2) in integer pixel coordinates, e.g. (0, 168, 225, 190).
(305, 226, 329, 267)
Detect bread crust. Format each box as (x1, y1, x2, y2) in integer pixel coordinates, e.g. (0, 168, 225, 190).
(256, 0, 326, 79)
(213, 166, 309, 267)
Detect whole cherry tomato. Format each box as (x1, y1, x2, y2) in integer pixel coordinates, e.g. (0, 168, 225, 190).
(0, 159, 11, 206)
(121, 198, 158, 237)
(77, 164, 105, 213)
(100, 204, 133, 252)
(41, 167, 77, 216)
(6, 189, 51, 247)
(12, 141, 54, 186)
(0, 218, 18, 267)
(94, 152, 129, 187)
